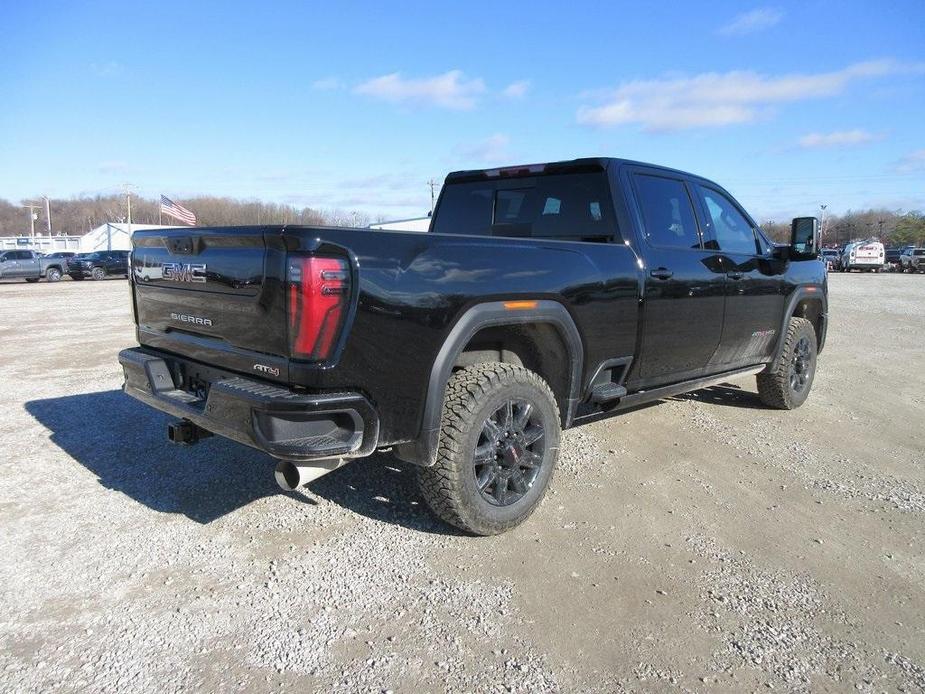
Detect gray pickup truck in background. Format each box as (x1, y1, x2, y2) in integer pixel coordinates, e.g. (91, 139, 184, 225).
(0, 249, 69, 282)
(900, 247, 925, 273)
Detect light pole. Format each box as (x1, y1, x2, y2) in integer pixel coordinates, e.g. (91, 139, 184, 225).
(819, 204, 827, 245)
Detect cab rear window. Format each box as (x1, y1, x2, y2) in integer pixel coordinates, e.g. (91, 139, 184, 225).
(431, 173, 618, 242)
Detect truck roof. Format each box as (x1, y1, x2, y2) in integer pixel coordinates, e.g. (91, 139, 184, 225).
(444, 157, 715, 185)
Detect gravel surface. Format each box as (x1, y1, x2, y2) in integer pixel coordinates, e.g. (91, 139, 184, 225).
(1, 273, 923, 692)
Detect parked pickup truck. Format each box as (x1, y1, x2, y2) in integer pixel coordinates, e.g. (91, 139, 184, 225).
(67, 250, 131, 280)
(119, 157, 827, 535)
(0, 249, 69, 282)
(900, 247, 925, 273)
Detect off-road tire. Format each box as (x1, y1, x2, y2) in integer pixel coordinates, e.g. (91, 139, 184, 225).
(91, 266, 105, 280)
(45, 267, 62, 282)
(418, 362, 560, 536)
(757, 317, 817, 410)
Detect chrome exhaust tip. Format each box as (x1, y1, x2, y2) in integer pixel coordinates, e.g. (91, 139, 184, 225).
(274, 459, 346, 491)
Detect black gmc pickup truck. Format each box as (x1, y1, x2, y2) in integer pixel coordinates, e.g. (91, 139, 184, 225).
(119, 157, 827, 535)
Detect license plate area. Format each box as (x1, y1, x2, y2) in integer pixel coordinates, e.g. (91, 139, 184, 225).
(176, 362, 229, 406)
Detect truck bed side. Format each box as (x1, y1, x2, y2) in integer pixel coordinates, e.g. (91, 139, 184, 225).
(130, 225, 641, 450)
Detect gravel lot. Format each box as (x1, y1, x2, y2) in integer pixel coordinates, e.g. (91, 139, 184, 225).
(1, 273, 923, 693)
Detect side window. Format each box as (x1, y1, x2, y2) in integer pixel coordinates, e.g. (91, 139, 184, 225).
(633, 174, 701, 249)
(698, 187, 758, 255)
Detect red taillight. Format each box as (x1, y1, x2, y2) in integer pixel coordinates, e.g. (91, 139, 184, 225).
(288, 256, 350, 361)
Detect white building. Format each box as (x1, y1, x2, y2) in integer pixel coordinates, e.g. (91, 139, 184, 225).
(77, 223, 177, 252)
(2, 223, 180, 254)
(0, 235, 81, 252)
(368, 216, 431, 233)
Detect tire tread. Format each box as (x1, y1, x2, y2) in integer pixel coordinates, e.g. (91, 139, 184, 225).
(418, 362, 559, 535)
(757, 316, 814, 410)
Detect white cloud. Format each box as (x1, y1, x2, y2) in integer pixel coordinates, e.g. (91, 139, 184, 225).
(457, 134, 511, 163)
(718, 8, 784, 36)
(354, 70, 485, 110)
(502, 80, 530, 99)
(894, 148, 925, 174)
(577, 59, 925, 132)
(798, 129, 879, 149)
(312, 77, 342, 90)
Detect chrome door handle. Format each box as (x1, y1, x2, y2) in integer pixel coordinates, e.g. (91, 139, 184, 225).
(650, 268, 673, 280)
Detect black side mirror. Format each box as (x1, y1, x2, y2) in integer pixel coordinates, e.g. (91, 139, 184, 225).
(790, 217, 820, 259)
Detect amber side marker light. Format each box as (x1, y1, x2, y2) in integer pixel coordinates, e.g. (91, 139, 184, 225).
(503, 300, 539, 310)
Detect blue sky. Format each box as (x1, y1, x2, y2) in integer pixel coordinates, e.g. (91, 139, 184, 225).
(2, 0, 924, 223)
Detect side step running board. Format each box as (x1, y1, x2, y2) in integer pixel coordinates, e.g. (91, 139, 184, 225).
(589, 382, 627, 403)
(573, 364, 766, 426)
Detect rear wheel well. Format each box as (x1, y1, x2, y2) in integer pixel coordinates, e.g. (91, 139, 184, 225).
(454, 323, 571, 424)
(792, 297, 824, 347)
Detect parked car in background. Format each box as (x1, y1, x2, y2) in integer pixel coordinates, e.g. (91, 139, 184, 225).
(840, 239, 884, 272)
(67, 250, 131, 280)
(884, 248, 903, 271)
(820, 248, 840, 271)
(900, 247, 925, 273)
(0, 249, 70, 282)
(45, 251, 76, 261)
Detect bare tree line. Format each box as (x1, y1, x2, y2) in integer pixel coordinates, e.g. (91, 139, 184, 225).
(0, 195, 382, 236)
(760, 208, 925, 247)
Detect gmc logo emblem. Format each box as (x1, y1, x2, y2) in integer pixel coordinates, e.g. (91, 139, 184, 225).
(163, 262, 207, 283)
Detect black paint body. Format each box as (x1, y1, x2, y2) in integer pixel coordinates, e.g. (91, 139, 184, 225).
(123, 158, 827, 464)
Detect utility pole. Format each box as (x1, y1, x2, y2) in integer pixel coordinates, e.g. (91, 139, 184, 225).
(22, 202, 42, 243)
(41, 196, 52, 235)
(122, 183, 135, 239)
(878, 218, 885, 238)
(427, 178, 440, 214)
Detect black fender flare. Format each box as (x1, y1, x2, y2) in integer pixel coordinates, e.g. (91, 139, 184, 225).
(394, 300, 583, 467)
(765, 287, 827, 370)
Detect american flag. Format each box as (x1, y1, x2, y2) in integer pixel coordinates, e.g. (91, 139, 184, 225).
(160, 195, 197, 226)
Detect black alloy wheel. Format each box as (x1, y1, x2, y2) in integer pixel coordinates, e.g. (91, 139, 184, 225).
(474, 399, 546, 507)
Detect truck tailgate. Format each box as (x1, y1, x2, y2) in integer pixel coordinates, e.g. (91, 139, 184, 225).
(131, 227, 290, 381)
